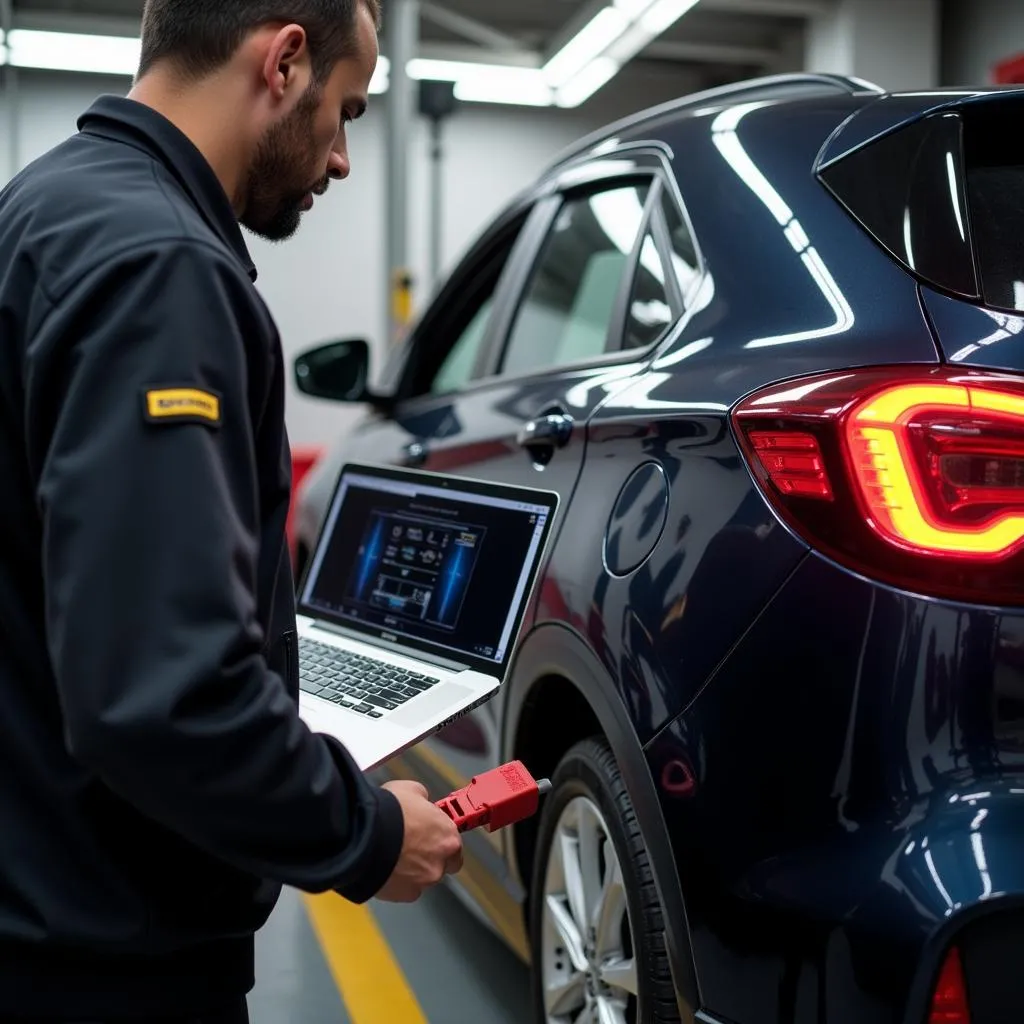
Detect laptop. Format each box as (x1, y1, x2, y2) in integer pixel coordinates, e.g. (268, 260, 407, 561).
(294, 462, 559, 770)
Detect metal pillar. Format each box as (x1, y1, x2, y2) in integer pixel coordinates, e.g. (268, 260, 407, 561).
(0, 0, 19, 183)
(385, 0, 419, 345)
(428, 116, 442, 290)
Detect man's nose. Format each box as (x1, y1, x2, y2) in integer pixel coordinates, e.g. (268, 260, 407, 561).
(327, 149, 350, 181)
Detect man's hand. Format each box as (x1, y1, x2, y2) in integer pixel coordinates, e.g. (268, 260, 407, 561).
(374, 780, 464, 903)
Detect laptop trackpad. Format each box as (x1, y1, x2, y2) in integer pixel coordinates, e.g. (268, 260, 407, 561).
(389, 682, 473, 728)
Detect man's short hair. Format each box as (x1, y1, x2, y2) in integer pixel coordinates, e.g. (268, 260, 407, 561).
(138, 0, 382, 84)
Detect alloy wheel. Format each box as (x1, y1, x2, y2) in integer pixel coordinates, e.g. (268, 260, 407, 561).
(540, 794, 639, 1024)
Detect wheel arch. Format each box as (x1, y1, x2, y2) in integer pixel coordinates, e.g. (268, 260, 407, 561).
(501, 621, 700, 1020)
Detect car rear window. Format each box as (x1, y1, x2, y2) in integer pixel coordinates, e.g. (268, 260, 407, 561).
(818, 94, 1024, 314)
(962, 101, 1024, 311)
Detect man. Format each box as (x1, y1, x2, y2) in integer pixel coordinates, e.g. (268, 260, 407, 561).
(0, 1, 462, 1021)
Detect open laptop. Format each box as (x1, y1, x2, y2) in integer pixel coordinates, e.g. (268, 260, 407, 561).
(294, 462, 559, 770)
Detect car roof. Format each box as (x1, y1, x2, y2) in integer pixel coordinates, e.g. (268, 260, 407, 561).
(544, 74, 1021, 176)
(545, 73, 880, 172)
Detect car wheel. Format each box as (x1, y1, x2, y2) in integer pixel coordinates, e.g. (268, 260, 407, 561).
(529, 737, 679, 1024)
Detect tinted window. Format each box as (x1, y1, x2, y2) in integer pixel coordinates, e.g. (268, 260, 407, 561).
(963, 100, 1024, 311)
(407, 212, 527, 398)
(430, 296, 494, 395)
(624, 230, 673, 350)
(819, 112, 978, 299)
(501, 183, 650, 377)
(662, 193, 701, 298)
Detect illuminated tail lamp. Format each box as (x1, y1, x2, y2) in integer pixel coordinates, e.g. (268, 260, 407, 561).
(732, 367, 1024, 604)
(748, 432, 833, 499)
(928, 946, 971, 1024)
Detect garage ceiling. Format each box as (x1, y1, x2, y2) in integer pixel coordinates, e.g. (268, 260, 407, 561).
(5, 0, 832, 113)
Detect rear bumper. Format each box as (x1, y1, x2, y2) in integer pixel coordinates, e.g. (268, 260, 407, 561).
(644, 552, 1024, 1024)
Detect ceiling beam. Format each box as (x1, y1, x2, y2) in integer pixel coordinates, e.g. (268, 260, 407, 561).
(701, 0, 831, 16)
(419, 2, 520, 51)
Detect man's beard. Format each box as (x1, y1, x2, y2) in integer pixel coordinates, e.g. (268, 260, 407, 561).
(241, 87, 328, 242)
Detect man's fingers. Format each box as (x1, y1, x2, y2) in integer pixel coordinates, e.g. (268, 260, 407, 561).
(382, 779, 429, 800)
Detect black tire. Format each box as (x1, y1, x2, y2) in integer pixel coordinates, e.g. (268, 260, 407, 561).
(528, 737, 680, 1024)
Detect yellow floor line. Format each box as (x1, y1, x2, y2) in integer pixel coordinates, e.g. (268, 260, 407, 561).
(302, 891, 428, 1024)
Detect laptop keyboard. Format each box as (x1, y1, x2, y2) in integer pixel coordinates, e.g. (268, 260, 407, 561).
(298, 637, 440, 719)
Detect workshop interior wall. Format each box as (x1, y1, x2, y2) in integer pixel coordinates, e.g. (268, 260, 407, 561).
(941, 0, 1024, 87)
(0, 69, 613, 446)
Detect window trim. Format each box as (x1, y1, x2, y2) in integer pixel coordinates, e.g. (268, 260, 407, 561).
(612, 178, 687, 356)
(649, 183, 688, 315)
(606, 179, 663, 357)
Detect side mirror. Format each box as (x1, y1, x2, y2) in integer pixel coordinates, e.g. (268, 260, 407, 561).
(294, 339, 370, 403)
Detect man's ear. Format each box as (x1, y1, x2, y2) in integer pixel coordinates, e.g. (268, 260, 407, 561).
(261, 23, 312, 101)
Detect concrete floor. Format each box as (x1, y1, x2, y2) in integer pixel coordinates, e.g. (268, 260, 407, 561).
(250, 884, 532, 1024)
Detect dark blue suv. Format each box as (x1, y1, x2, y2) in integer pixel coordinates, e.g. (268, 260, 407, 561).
(292, 73, 1024, 1024)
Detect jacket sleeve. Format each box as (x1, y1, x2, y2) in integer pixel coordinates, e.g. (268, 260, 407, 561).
(27, 239, 403, 904)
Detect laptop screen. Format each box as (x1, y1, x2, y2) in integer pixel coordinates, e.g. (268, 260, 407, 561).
(298, 465, 556, 672)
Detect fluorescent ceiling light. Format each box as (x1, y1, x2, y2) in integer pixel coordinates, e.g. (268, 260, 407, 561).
(408, 58, 541, 89)
(604, 0, 698, 66)
(543, 7, 627, 89)
(454, 76, 552, 107)
(557, 56, 621, 108)
(641, 0, 702, 36)
(2, 28, 140, 75)
(408, 58, 553, 106)
(612, 0, 660, 15)
(545, 0, 702, 106)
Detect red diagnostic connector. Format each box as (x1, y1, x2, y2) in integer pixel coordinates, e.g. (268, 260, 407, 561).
(435, 760, 552, 833)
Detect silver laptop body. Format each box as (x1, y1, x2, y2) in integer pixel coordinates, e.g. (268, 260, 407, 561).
(293, 462, 558, 771)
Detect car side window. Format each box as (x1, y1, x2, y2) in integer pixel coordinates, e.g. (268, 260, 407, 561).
(406, 211, 528, 400)
(661, 191, 701, 298)
(500, 182, 650, 378)
(429, 295, 495, 395)
(622, 189, 701, 350)
(624, 230, 673, 350)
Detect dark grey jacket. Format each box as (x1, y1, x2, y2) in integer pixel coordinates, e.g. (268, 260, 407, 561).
(0, 94, 402, 1018)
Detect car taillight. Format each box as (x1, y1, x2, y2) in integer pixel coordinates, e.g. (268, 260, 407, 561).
(732, 366, 1024, 604)
(929, 946, 970, 1024)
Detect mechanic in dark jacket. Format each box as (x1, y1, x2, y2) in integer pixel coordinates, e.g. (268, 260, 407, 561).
(0, 0, 463, 1020)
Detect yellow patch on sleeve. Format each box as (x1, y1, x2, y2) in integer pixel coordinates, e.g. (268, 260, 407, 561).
(143, 387, 222, 426)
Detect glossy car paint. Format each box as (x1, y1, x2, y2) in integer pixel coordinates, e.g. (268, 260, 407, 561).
(922, 285, 1024, 372)
(646, 553, 1024, 1024)
(294, 76, 1024, 1023)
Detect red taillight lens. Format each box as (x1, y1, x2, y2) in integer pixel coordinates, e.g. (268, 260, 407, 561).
(929, 946, 970, 1024)
(748, 432, 834, 499)
(733, 366, 1024, 604)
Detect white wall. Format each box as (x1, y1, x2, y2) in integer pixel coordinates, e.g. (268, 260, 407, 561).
(941, 0, 1024, 86)
(0, 64, 698, 445)
(805, 0, 939, 91)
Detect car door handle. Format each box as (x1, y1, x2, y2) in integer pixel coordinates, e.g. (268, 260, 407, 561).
(517, 413, 573, 452)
